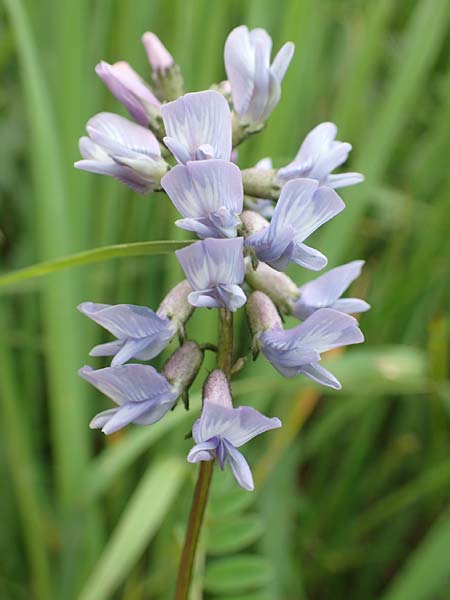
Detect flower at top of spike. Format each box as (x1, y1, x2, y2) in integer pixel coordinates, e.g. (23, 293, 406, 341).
(80, 364, 179, 434)
(161, 91, 232, 164)
(277, 122, 364, 189)
(95, 61, 160, 126)
(187, 369, 281, 490)
(175, 238, 246, 311)
(245, 178, 344, 272)
(291, 260, 371, 320)
(248, 294, 364, 389)
(74, 112, 168, 194)
(161, 159, 243, 238)
(224, 26, 294, 126)
(142, 32, 174, 74)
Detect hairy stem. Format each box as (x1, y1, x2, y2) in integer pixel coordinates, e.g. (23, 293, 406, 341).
(174, 308, 234, 599)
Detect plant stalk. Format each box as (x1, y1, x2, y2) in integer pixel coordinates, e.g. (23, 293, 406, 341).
(174, 309, 233, 599)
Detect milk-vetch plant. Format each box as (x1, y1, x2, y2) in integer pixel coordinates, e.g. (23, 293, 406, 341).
(75, 27, 369, 599)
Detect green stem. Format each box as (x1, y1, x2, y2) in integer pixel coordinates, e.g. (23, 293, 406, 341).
(174, 309, 233, 599)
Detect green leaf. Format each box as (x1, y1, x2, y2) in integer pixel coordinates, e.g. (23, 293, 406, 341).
(209, 469, 255, 518)
(0, 240, 192, 290)
(382, 505, 450, 600)
(204, 555, 274, 595)
(79, 456, 186, 600)
(207, 515, 264, 555)
(213, 594, 272, 600)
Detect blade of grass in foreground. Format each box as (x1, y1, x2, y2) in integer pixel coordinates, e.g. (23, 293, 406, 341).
(79, 457, 186, 600)
(0, 240, 192, 290)
(0, 302, 52, 599)
(382, 504, 450, 600)
(4, 0, 101, 593)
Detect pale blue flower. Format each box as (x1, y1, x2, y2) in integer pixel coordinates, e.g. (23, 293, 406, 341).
(225, 26, 294, 125)
(78, 302, 176, 366)
(245, 178, 344, 271)
(161, 91, 232, 164)
(278, 122, 364, 189)
(80, 364, 179, 434)
(161, 159, 243, 238)
(259, 308, 364, 389)
(75, 112, 167, 194)
(187, 370, 281, 490)
(292, 260, 371, 320)
(176, 238, 246, 311)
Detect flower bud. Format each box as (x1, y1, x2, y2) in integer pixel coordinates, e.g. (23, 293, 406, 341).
(240, 210, 269, 237)
(142, 32, 174, 72)
(203, 369, 232, 409)
(157, 280, 194, 330)
(241, 167, 281, 201)
(246, 291, 282, 356)
(162, 341, 203, 391)
(245, 259, 299, 313)
(142, 32, 184, 102)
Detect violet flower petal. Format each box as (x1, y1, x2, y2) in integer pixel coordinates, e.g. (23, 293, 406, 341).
(161, 91, 232, 163)
(161, 159, 243, 238)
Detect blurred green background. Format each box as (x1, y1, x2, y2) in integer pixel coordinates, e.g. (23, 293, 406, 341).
(1, 0, 450, 598)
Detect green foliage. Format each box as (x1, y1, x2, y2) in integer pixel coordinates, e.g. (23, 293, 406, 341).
(1, 0, 450, 598)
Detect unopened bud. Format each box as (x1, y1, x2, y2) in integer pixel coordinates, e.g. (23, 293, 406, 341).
(240, 210, 269, 236)
(246, 291, 282, 339)
(245, 259, 299, 313)
(241, 167, 281, 201)
(203, 369, 232, 409)
(162, 341, 203, 391)
(142, 32, 184, 102)
(157, 279, 194, 330)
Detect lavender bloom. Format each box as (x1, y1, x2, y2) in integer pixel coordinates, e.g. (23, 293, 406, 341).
(277, 122, 364, 189)
(245, 178, 344, 271)
(291, 260, 371, 320)
(224, 26, 294, 125)
(161, 91, 232, 164)
(142, 32, 174, 74)
(78, 302, 177, 366)
(188, 370, 281, 490)
(175, 238, 246, 311)
(259, 308, 364, 389)
(80, 364, 179, 434)
(161, 159, 243, 238)
(244, 158, 275, 218)
(95, 61, 160, 126)
(74, 112, 167, 194)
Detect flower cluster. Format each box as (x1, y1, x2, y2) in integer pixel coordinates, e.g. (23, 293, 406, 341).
(76, 27, 369, 490)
